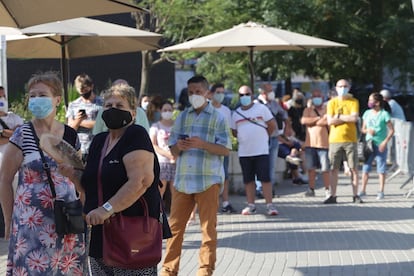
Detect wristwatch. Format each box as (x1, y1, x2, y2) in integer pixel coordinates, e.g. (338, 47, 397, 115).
(102, 201, 113, 214)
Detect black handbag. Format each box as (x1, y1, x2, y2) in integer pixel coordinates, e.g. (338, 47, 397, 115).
(358, 134, 374, 161)
(29, 122, 85, 235)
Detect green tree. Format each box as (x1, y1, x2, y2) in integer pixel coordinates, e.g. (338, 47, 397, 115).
(132, 0, 237, 97)
(260, 0, 414, 91)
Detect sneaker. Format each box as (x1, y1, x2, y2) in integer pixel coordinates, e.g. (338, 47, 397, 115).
(325, 189, 331, 199)
(304, 188, 315, 197)
(376, 192, 384, 200)
(323, 195, 337, 204)
(241, 204, 256, 215)
(286, 155, 302, 166)
(266, 204, 279, 216)
(353, 195, 364, 203)
(221, 203, 237, 213)
(358, 191, 366, 197)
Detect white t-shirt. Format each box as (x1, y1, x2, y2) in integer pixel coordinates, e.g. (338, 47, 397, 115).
(231, 103, 273, 157)
(149, 121, 174, 164)
(0, 112, 24, 163)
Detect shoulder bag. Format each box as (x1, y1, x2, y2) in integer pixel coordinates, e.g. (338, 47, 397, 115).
(98, 136, 163, 269)
(358, 133, 374, 161)
(29, 122, 85, 235)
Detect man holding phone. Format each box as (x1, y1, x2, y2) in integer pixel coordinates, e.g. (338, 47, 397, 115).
(161, 76, 231, 276)
(66, 74, 103, 162)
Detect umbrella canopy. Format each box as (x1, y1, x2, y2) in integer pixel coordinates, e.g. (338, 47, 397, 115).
(159, 21, 347, 89)
(6, 17, 161, 106)
(0, 0, 144, 28)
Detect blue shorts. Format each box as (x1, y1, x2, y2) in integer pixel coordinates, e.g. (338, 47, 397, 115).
(239, 155, 270, 183)
(305, 147, 330, 171)
(362, 143, 388, 174)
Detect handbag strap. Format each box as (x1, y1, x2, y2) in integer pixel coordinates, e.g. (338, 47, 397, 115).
(29, 122, 57, 199)
(235, 109, 267, 130)
(96, 134, 154, 225)
(97, 135, 110, 206)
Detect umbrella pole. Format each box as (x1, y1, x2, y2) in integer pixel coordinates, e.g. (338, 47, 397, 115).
(248, 47, 255, 91)
(60, 36, 69, 109)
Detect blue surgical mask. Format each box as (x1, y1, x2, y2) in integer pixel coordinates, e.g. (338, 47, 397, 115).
(213, 93, 225, 104)
(240, 95, 252, 106)
(336, 87, 349, 96)
(28, 97, 54, 119)
(312, 97, 323, 106)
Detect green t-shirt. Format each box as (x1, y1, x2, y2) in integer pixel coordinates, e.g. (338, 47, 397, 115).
(362, 109, 391, 145)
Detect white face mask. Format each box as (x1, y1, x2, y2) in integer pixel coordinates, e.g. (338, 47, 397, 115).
(336, 87, 349, 97)
(141, 101, 149, 110)
(0, 98, 8, 113)
(161, 111, 173, 120)
(267, 91, 275, 101)
(189, 94, 205, 109)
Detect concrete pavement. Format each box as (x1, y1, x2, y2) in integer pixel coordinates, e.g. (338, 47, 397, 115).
(0, 171, 413, 275)
(163, 172, 414, 275)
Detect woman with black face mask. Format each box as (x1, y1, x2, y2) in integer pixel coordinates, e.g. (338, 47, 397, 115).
(60, 84, 164, 275)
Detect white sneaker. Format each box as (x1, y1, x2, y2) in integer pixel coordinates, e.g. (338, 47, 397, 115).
(376, 192, 385, 200)
(286, 155, 302, 166)
(241, 204, 256, 215)
(266, 204, 279, 216)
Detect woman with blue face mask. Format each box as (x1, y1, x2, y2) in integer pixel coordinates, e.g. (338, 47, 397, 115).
(0, 72, 87, 275)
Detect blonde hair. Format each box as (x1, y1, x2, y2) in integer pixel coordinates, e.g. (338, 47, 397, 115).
(27, 71, 63, 96)
(103, 84, 136, 110)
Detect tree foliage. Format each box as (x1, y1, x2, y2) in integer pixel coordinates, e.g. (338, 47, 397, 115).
(132, 0, 414, 96)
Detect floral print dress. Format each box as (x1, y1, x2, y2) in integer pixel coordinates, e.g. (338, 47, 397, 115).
(7, 124, 86, 275)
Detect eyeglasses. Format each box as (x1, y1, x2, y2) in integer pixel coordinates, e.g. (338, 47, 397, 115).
(239, 93, 252, 97)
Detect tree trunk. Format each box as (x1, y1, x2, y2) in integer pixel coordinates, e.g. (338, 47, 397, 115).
(139, 50, 152, 97)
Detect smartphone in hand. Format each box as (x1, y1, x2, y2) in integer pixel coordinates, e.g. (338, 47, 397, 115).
(79, 109, 86, 117)
(179, 134, 189, 140)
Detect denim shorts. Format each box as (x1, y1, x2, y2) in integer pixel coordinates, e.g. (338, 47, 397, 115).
(305, 147, 330, 171)
(362, 143, 388, 174)
(239, 155, 270, 183)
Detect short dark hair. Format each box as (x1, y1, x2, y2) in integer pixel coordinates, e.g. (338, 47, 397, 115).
(187, 75, 209, 90)
(210, 83, 224, 93)
(74, 73, 94, 87)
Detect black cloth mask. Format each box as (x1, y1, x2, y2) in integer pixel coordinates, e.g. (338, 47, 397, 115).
(81, 91, 92, 99)
(102, 108, 133, 129)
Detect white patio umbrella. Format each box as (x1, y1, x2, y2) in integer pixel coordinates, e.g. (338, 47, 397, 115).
(159, 21, 347, 89)
(0, 0, 145, 28)
(6, 17, 161, 106)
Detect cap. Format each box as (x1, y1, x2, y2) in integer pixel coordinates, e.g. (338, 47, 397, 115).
(380, 89, 391, 99)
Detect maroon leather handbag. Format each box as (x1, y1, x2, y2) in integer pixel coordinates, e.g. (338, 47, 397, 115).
(102, 198, 162, 269)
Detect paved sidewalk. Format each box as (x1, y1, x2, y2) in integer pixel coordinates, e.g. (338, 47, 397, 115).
(163, 172, 414, 276)
(0, 172, 413, 275)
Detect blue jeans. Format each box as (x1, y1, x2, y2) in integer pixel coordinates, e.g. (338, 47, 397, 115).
(362, 143, 388, 174)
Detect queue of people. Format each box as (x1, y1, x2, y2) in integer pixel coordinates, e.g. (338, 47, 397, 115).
(0, 72, 403, 276)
